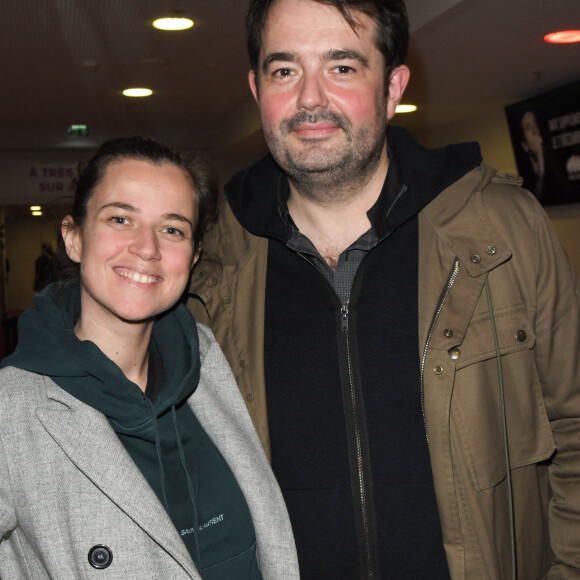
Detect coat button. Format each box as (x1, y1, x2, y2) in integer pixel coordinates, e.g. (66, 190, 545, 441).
(448, 347, 461, 360)
(88, 545, 113, 569)
(516, 329, 527, 342)
(239, 359, 247, 368)
(208, 275, 218, 286)
(433, 365, 444, 375)
(246, 393, 255, 402)
(487, 245, 496, 255)
(471, 254, 481, 263)
(222, 295, 232, 305)
(443, 329, 454, 338)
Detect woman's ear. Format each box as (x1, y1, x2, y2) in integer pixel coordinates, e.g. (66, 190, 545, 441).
(61, 216, 82, 264)
(191, 243, 202, 269)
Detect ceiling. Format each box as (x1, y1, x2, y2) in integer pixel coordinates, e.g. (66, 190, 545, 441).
(0, 0, 579, 204)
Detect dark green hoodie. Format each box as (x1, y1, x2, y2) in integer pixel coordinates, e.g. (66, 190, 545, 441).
(2, 281, 261, 579)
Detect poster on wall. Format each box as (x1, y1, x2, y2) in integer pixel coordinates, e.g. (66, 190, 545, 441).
(505, 79, 580, 205)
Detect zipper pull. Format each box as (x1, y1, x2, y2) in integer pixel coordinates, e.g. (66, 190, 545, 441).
(341, 303, 349, 331)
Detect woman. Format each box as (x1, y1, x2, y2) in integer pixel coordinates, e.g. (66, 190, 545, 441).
(0, 137, 298, 579)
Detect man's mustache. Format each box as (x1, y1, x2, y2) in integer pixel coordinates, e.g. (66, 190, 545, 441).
(282, 111, 351, 133)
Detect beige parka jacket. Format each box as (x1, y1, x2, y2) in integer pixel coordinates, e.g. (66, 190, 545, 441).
(188, 163, 580, 579)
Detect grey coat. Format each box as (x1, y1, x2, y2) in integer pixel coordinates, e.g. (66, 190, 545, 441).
(0, 324, 299, 579)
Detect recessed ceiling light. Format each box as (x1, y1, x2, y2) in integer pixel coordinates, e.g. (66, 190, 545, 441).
(396, 104, 417, 113)
(153, 17, 194, 31)
(544, 30, 580, 43)
(30, 205, 41, 211)
(122, 88, 153, 97)
(31, 211, 43, 217)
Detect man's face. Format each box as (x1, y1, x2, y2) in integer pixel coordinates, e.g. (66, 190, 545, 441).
(248, 0, 409, 188)
(521, 111, 542, 156)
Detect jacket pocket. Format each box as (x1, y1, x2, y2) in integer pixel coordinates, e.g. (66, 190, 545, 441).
(449, 307, 555, 491)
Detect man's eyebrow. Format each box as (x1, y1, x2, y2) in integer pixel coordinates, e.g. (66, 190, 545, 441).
(262, 52, 297, 72)
(324, 49, 368, 66)
(261, 49, 369, 73)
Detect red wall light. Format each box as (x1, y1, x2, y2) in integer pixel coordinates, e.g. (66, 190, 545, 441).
(544, 30, 580, 44)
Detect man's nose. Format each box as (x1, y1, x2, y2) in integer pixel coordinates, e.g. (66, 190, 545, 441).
(296, 70, 329, 110)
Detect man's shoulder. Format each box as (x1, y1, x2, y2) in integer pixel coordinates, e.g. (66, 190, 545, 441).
(490, 172, 524, 187)
(421, 163, 541, 253)
(430, 163, 534, 213)
(201, 198, 266, 265)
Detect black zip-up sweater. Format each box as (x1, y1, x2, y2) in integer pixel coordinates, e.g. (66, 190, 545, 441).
(225, 126, 482, 579)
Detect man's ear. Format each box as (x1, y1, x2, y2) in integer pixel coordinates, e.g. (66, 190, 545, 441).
(249, 70, 260, 106)
(386, 65, 411, 121)
(61, 216, 82, 264)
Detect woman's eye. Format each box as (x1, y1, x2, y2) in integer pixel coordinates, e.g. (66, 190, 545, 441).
(163, 226, 184, 236)
(110, 216, 129, 225)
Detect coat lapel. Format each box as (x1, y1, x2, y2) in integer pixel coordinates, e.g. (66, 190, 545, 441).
(36, 379, 199, 578)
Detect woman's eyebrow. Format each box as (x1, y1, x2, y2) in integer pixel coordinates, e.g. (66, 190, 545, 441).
(97, 202, 137, 213)
(163, 213, 194, 228)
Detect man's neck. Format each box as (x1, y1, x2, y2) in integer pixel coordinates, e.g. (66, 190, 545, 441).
(287, 155, 389, 266)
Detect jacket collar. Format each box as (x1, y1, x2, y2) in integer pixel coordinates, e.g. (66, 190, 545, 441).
(224, 125, 483, 243)
(422, 163, 512, 277)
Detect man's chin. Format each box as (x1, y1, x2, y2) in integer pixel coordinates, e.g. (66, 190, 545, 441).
(280, 148, 347, 174)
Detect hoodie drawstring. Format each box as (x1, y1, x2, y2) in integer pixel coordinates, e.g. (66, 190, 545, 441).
(172, 405, 202, 566)
(152, 408, 170, 511)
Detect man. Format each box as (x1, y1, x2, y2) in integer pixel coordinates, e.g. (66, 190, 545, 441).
(33, 242, 56, 292)
(188, 0, 580, 577)
(520, 110, 545, 200)
(519, 109, 576, 204)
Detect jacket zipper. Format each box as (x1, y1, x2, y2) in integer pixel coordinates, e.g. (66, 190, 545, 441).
(341, 299, 376, 579)
(297, 250, 377, 578)
(420, 258, 460, 445)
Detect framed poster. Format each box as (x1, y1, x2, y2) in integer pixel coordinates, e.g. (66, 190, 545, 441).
(505, 79, 580, 205)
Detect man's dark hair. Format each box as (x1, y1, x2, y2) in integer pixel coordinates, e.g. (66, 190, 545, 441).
(246, 0, 409, 91)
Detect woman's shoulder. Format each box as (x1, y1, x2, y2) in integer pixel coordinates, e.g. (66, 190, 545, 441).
(0, 366, 47, 402)
(195, 322, 223, 366)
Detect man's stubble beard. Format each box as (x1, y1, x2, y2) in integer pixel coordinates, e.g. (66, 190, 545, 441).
(263, 108, 388, 204)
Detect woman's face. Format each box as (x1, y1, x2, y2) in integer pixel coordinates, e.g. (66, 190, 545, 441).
(62, 158, 197, 328)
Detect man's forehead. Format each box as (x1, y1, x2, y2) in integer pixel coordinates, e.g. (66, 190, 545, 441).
(521, 112, 537, 128)
(262, 0, 371, 33)
(260, 0, 377, 51)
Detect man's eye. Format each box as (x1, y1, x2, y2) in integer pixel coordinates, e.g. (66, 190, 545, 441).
(274, 68, 293, 78)
(335, 65, 354, 75)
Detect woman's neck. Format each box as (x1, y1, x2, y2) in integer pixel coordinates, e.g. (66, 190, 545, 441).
(74, 316, 153, 392)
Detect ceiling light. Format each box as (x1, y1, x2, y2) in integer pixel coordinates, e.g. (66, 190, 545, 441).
(122, 88, 153, 97)
(30, 205, 41, 211)
(32, 211, 43, 216)
(544, 30, 580, 44)
(153, 17, 194, 31)
(396, 104, 417, 113)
